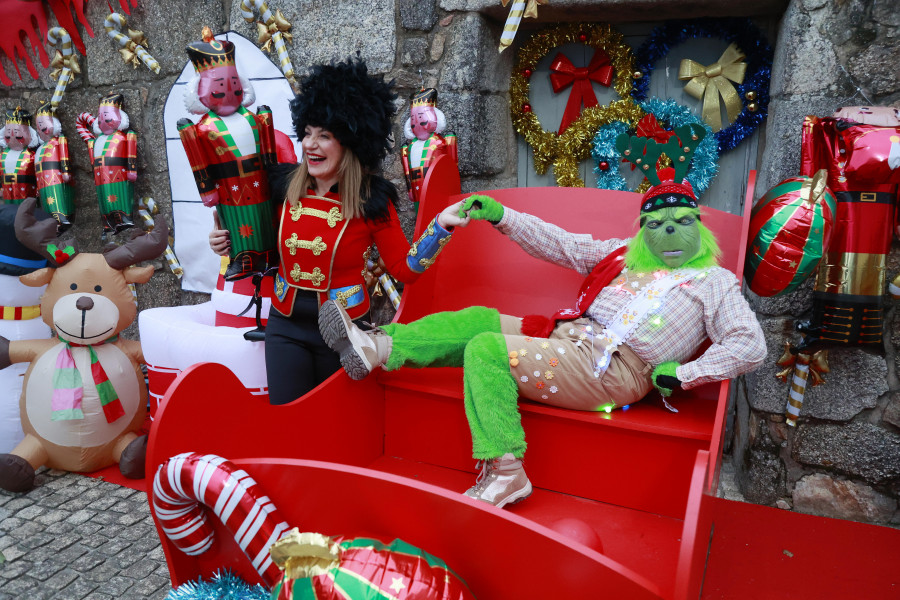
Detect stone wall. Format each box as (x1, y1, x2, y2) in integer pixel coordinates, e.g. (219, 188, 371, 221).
(741, 0, 900, 526)
(2, 0, 899, 525)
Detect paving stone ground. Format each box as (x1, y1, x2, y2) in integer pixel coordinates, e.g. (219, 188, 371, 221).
(0, 468, 170, 600)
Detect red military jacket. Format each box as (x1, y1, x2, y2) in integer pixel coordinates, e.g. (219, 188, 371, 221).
(86, 130, 137, 186)
(178, 107, 277, 207)
(272, 191, 425, 319)
(1, 147, 37, 201)
(35, 135, 72, 192)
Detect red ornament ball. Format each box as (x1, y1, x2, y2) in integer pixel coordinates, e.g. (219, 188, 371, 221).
(579, 33, 588, 42)
(522, 104, 532, 113)
(598, 161, 610, 171)
(523, 68, 532, 79)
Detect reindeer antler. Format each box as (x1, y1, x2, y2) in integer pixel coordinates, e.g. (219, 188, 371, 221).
(615, 134, 664, 186)
(669, 123, 706, 184)
(103, 216, 169, 270)
(616, 122, 707, 187)
(14, 198, 77, 267)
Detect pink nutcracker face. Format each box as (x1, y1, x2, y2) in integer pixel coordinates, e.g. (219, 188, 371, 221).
(197, 65, 244, 116)
(4, 123, 31, 150)
(97, 105, 122, 135)
(302, 126, 344, 186)
(36, 114, 56, 142)
(410, 105, 438, 141)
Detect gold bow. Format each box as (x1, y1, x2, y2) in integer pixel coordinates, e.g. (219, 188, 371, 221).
(119, 44, 140, 68)
(128, 28, 148, 48)
(256, 9, 293, 52)
(49, 50, 81, 80)
(678, 43, 747, 132)
(775, 343, 830, 386)
(500, 0, 548, 19)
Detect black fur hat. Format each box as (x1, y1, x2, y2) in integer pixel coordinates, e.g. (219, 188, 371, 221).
(290, 56, 397, 172)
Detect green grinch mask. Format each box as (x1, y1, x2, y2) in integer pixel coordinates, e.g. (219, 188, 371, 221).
(626, 207, 721, 272)
(642, 207, 701, 268)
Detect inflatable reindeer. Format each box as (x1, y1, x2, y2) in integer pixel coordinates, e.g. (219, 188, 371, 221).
(0, 198, 167, 492)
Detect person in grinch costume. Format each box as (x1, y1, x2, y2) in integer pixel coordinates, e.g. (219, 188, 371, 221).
(319, 129, 766, 508)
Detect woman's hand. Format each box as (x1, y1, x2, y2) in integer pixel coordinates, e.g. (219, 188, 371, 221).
(437, 200, 471, 229)
(209, 209, 231, 256)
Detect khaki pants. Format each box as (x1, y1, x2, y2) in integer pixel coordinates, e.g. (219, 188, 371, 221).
(500, 315, 653, 411)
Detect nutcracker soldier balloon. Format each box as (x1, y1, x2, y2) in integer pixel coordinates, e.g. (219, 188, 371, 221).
(798, 113, 900, 348)
(401, 88, 457, 214)
(76, 93, 137, 234)
(34, 101, 75, 230)
(1, 107, 39, 205)
(178, 27, 279, 281)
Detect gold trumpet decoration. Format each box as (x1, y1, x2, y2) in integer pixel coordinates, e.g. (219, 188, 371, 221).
(678, 42, 747, 132)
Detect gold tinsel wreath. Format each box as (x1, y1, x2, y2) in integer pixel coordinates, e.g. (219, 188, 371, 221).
(510, 22, 642, 187)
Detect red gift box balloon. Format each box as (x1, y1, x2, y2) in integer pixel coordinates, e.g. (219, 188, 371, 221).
(745, 170, 837, 297)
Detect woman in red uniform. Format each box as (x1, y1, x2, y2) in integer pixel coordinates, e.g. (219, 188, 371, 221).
(210, 57, 460, 404)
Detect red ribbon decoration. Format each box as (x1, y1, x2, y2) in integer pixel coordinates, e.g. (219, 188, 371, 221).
(549, 49, 614, 134)
(635, 114, 674, 144)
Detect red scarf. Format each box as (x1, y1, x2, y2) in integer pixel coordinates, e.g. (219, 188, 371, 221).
(521, 246, 627, 338)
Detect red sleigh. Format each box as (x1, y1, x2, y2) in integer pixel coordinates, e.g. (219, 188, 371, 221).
(147, 156, 899, 599)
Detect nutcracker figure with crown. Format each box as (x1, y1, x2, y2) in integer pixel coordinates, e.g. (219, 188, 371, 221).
(34, 101, 75, 230)
(1, 107, 39, 205)
(76, 92, 137, 234)
(178, 27, 280, 281)
(401, 87, 458, 215)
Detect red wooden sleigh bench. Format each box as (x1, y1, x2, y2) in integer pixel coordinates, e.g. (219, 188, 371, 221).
(147, 155, 760, 599)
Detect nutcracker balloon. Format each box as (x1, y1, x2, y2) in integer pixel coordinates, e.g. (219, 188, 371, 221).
(798, 113, 900, 348)
(401, 88, 458, 214)
(77, 93, 137, 234)
(1, 107, 39, 204)
(34, 101, 75, 231)
(179, 27, 279, 281)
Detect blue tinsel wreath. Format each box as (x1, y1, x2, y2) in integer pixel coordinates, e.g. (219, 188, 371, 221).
(591, 98, 719, 198)
(166, 570, 269, 600)
(631, 18, 773, 153)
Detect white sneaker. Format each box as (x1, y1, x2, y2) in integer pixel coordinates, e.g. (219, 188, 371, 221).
(318, 300, 389, 380)
(464, 453, 533, 508)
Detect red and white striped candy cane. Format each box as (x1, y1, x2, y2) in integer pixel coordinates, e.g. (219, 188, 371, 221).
(75, 112, 95, 143)
(152, 453, 290, 587)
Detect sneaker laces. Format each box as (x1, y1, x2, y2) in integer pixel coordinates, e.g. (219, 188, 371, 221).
(470, 459, 496, 494)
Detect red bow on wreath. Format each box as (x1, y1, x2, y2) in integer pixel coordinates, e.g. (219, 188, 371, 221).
(623, 114, 675, 170)
(549, 49, 614, 134)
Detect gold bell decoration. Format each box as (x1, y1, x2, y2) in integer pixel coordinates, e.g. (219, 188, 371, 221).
(46, 27, 80, 109)
(104, 13, 160, 73)
(678, 42, 747, 132)
(240, 0, 297, 90)
(499, 0, 549, 53)
(775, 342, 830, 427)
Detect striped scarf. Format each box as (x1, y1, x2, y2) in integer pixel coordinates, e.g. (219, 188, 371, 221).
(51, 338, 126, 423)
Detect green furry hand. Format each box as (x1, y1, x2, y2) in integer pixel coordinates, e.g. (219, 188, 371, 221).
(652, 361, 682, 397)
(459, 194, 504, 224)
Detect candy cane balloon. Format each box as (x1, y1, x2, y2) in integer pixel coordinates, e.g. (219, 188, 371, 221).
(46, 27, 80, 109)
(75, 112, 95, 144)
(152, 453, 291, 587)
(239, 0, 297, 89)
(104, 13, 160, 74)
(498, 0, 548, 53)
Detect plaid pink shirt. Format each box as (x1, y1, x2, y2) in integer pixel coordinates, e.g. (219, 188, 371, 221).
(497, 208, 766, 389)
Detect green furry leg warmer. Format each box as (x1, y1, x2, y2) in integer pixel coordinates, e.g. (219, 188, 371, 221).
(380, 306, 501, 371)
(463, 332, 526, 460)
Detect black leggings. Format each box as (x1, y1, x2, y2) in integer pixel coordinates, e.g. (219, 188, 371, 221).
(265, 293, 342, 405)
